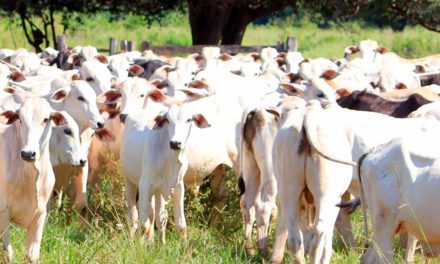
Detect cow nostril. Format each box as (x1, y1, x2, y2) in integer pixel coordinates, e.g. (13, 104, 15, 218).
(21, 151, 36, 161)
(80, 159, 86, 166)
(119, 114, 127, 123)
(169, 141, 181, 150)
(97, 122, 104, 128)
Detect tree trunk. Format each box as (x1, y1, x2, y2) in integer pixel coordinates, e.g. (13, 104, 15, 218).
(188, 0, 234, 45)
(220, 6, 251, 45)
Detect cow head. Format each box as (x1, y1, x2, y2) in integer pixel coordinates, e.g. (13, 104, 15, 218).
(47, 80, 105, 131)
(50, 111, 87, 167)
(79, 60, 113, 94)
(0, 97, 67, 162)
(148, 104, 211, 151)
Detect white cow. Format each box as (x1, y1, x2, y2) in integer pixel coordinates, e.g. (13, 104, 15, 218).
(0, 97, 75, 262)
(357, 137, 440, 264)
(79, 60, 114, 94)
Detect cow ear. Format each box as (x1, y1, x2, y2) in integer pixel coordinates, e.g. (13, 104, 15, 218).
(148, 115, 168, 130)
(279, 83, 302, 95)
(377, 46, 387, 54)
(50, 88, 71, 102)
(72, 55, 81, 66)
(95, 55, 109, 64)
(336, 88, 351, 97)
(277, 52, 286, 59)
(155, 65, 174, 78)
(148, 89, 166, 103)
(265, 106, 281, 118)
(150, 79, 168, 89)
(276, 57, 286, 67)
(94, 128, 115, 142)
(4, 87, 16, 94)
(188, 80, 208, 89)
(178, 89, 205, 100)
(0, 110, 19, 125)
(71, 74, 80, 81)
(129, 64, 144, 76)
(188, 53, 203, 65)
(218, 53, 232, 61)
(396, 83, 407, 89)
(97, 90, 121, 105)
(9, 71, 25, 82)
(50, 112, 67, 126)
(192, 114, 210, 128)
(415, 64, 426, 73)
(250, 52, 260, 61)
(282, 73, 301, 83)
(321, 69, 338, 80)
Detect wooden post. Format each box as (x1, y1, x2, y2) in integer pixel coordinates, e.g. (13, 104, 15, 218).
(276, 41, 285, 52)
(109, 37, 117, 55)
(286, 37, 297, 52)
(121, 40, 128, 51)
(141, 41, 150, 52)
(127, 41, 136, 52)
(57, 35, 68, 52)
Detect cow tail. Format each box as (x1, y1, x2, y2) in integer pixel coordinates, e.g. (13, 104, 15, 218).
(358, 152, 370, 250)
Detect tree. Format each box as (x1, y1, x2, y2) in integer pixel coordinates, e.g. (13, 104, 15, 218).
(0, 0, 438, 51)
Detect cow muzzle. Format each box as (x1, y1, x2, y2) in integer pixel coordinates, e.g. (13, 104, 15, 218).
(119, 113, 128, 124)
(21, 150, 36, 162)
(169, 140, 182, 150)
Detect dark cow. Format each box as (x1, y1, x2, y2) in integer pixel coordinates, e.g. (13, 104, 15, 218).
(420, 72, 440, 87)
(131, 59, 170, 80)
(337, 90, 432, 118)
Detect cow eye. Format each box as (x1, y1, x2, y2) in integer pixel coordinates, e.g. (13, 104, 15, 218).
(186, 118, 192, 123)
(77, 96, 86, 101)
(43, 118, 49, 123)
(64, 128, 73, 136)
(140, 94, 145, 98)
(317, 93, 325, 98)
(191, 72, 195, 75)
(86, 77, 93, 82)
(184, 83, 188, 87)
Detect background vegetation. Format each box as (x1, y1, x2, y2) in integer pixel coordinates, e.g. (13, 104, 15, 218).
(0, 11, 439, 59)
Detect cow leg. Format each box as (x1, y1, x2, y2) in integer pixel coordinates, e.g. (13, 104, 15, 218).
(209, 165, 227, 225)
(155, 193, 167, 244)
(271, 209, 288, 264)
(0, 206, 12, 262)
(309, 198, 340, 264)
(125, 179, 138, 238)
(172, 181, 187, 238)
(256, 160, 277, 252)
(335, 192, 357, 249)
(240, 147, 260, 250)
(73, 164, 89, 223)
(25, 211, 46, 263)
(406, 234, 418, 263)
(138, 176, 154, 243)
(363, 210, 395, 264)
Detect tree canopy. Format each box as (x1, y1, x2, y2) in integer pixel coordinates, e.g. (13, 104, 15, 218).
(0, 0, 438, 51)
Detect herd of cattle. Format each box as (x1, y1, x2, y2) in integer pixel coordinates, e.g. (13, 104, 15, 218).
(0, 39, 440, 263)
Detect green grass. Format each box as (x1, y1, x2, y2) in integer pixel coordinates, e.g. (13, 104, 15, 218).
(4, 156, 440, 263)
(0, 12, 439, 59)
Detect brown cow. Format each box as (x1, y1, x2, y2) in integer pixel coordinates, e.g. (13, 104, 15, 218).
(337, 90, 432, 118)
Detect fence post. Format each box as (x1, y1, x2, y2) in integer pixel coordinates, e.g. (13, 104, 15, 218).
(121, 40, 128, 51)
(57, 35, 68, 52)
(141, 41, 150, 52)
(109, 37, 117, 55)
(276, 41, 285, 52)
(127, 41, 136, 52)
(286, 37, 297, 52)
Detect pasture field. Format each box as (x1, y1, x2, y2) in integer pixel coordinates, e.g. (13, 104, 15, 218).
(1, 11, 440, 263)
